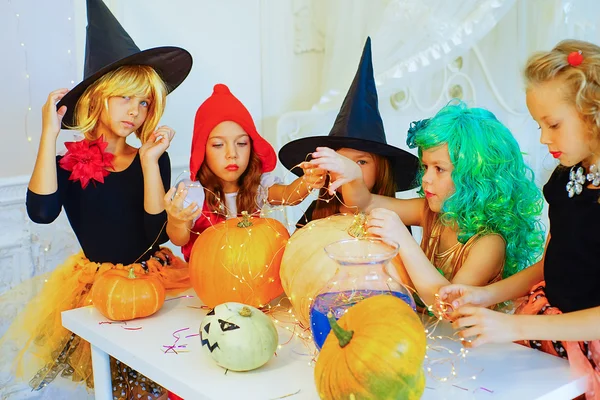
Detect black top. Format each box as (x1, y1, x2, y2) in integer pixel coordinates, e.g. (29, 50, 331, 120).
(26, 152, 171, 264)
(543, 165, 600, 313)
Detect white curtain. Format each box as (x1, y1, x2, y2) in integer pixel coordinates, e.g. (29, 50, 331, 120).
(314, 0, 515, 109)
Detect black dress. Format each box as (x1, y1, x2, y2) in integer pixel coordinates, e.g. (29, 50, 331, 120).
(543, 165, 600, 313)
(26, 152, 171, 264)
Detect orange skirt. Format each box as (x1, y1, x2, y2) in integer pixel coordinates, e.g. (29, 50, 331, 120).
(0, 247, 189, 397)
(516, 281, 600, 400)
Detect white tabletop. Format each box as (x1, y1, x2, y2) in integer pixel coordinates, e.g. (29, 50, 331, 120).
(62, 290, 587, 400)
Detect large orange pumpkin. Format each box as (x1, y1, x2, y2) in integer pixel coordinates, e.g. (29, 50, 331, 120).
(280, 213, 413, 327)
(189, 212, 290, 308)
(91, 268, 166, 321)
(315, 294, 427, 400)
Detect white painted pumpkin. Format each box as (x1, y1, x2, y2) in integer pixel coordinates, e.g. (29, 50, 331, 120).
(199, 302, 278, 371)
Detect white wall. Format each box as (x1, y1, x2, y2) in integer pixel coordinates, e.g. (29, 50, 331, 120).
(0, 1, 323, 301)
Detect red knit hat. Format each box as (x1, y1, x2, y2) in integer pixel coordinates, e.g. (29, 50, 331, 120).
(189, 84, 277, 180)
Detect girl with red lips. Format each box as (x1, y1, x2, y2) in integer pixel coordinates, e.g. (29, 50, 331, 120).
(165, 84, 326, 261)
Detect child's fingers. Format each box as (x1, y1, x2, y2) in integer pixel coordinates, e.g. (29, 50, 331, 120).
(164, 186, 176, 204)
(190, 207, 203, 221)
(182, 202, 198, 215)
(328, 177, 348, 193)
(453, 315, 478, 330)
(458, 325, 482, 341)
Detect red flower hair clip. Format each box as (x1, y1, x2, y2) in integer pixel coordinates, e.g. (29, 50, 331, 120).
(59, 137, 114, 189)
(567, 50, 584, 67)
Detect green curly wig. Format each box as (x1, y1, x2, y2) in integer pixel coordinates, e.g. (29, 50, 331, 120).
(409, 101, 545, 277)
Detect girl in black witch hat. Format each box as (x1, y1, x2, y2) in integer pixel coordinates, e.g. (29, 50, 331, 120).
(278, 37, 419, 228)
(0, 0, 191, 398)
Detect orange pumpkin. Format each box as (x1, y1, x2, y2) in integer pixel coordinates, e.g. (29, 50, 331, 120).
(280, 214, 413, 327)
(91, 268, 166, 321)
(189, 212, 290, 308)
(315, 294, 427, 400)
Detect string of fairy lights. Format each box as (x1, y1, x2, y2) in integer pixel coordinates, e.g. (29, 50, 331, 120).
(7, 0, 78, 144)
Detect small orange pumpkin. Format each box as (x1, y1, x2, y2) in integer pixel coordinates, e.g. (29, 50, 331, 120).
(91, 268, 166, 321)
(280, 214, 414, 327)
(315, 294, 427, 400)
(189, 212, 290, 308)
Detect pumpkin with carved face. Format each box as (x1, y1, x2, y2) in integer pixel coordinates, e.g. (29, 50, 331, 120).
(199, 302, 278, 371)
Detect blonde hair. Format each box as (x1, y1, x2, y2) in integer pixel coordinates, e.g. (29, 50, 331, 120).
(70, 65, 168, 143)
(524, 39, 600, 143)
(312, 152, 395, 220)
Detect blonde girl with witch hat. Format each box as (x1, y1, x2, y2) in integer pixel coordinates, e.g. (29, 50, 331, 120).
(0, 0, 192, 398)
(441, 39, 600, 400)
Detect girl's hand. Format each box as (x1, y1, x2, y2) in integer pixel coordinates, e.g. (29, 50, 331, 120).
(299, 162, 326, 191)
(140, 125, 175, 163)
(41, 88, 69, 139)
(366, 207, 406, 247)
(452, 306, 521, 347)
(438, 284, 496, 310)
(164, 182, 202, 225)
(309, 147, 362, 194)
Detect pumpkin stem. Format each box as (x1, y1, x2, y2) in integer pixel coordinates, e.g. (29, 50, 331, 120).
(237, 211, 253, 228)
(347, 212, 367, 238)
(127, 268, 137, 279)
(327, 312, 354, 348)
(239, 306, 253, 317)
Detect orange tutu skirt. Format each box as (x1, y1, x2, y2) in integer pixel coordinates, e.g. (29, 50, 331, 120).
(516, 281, 600, 400)
(0, 247, 189, 398)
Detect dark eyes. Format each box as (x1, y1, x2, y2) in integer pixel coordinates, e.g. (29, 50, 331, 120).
(218, 319, 240, 331)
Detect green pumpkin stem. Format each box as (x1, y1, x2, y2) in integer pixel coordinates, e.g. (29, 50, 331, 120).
(327, 312, 354, 348)
(237, 211, 253, 228)
(347, 212, 367, 238)
(239, 306, 253, 317)
(127, 268, 137, 279)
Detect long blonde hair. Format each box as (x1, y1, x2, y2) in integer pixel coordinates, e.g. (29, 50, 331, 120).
(312, 152, 395, 220)
(524, 39, 600, 144)
(70, 65, 167, 143)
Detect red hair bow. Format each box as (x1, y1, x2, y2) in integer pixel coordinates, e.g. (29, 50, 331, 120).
(567, 51, 583, 67)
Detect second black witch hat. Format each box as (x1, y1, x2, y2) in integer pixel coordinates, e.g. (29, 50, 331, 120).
(278, 37, 418, 191)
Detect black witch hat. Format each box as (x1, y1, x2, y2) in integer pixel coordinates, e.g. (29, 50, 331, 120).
(57, 0, 193, 129)
(278, 37, 418, 191)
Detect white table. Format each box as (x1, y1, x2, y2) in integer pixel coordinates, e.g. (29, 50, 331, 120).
(62, 290, 587, 400)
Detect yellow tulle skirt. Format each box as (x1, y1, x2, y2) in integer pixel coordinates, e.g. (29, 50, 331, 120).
(0, 247, 189, 397)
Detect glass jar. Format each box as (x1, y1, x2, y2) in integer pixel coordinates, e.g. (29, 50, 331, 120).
(309, 238, 416, 350)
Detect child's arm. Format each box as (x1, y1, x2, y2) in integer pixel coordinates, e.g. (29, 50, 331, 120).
(310, 147, 424, 226)
(439, 235, 550, 309)
(140, 126, 175, 214)
(453, 305, 600, 347)
(267, 162, 326, 206)
(368, 208, 505, 306)
(29, 89, 69, 195)
(27, 89, 70, 224)
(164, 182, 202, 246)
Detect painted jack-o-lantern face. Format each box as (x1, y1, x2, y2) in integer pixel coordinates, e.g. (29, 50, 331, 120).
(199, 302, 279, 371)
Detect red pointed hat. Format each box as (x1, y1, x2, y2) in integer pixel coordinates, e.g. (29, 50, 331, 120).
(189, 84, 277, 180)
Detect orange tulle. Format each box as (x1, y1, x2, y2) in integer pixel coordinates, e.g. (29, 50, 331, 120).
(516, 281, 600, 400)
(0, 248, 189, 396)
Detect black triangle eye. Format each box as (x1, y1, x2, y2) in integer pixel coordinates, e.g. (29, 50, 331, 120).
(218, 319, 240, 332)
(203, 322, 211, 334)
(207, 309, 216, 316)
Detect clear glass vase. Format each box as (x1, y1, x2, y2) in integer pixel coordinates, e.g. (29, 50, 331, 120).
(309, 238, 416, 350)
